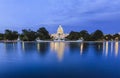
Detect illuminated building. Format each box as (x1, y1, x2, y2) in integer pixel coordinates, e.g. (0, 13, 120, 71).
(51, 25, 69, 40)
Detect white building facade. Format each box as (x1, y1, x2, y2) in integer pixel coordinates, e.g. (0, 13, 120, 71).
(51, 25, 69, 40)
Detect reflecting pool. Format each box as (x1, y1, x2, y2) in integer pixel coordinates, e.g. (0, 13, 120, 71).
(0, 41, 120, 78)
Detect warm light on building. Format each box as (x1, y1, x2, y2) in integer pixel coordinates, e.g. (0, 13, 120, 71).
(57, 25, 64, 34)
(51, 25, 69, 40)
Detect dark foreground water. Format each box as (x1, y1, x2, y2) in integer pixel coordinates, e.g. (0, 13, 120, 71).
(0, 41, 120, 78)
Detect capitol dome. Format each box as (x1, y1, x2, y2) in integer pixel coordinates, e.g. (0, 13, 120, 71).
(57, 25, 64, 34)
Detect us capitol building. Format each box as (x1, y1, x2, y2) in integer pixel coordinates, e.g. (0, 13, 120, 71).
(51, 25, 69, 40)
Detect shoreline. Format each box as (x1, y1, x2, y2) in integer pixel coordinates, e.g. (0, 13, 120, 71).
(0, 40, 119, 43)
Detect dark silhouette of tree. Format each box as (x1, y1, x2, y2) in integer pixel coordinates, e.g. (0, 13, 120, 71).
(20, 29, 37, 41)
(4, 29, 18, 40)
(0, 33, 4, 40)
(66, 31, 80, 40)
(91, 30, 104, 41)
(79, 30, 90, 41)
(36, 27, 50, 40)
(66, 30, 104, 41)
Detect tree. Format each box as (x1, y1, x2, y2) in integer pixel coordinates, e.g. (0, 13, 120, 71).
(36, 27, 50, 40)
(66, 31, 80, 40)
(20, 29, 37, 41)
(91, 30, 104, 41)
(79, 30, 90, 41)
(4, 29, 19, 40)
(0, 33, 4, 40)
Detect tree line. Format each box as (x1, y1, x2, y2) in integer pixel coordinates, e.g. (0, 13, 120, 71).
(66, 30, 120, 41)
(0, 27, 120, 41)
(0, 27, 50, 41)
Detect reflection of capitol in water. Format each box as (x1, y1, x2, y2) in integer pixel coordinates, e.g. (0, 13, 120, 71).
(20, 41, 120, 58)
(50, 42, 65, 61)
(103, 41, 119, 56)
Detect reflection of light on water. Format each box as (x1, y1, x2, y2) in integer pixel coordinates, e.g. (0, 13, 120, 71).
(22, 42, 25, 51)
(4, 43, 7, 53)
(103, 41, 119, 57)
(17, 42, 21, 55)
(50, 42, 65, 61)
(50, 42, 55, 51)
(98, 45, 101, 50)
(37, 43, 40, 51)
(80, 43, 83, 55)
(111, 42, 113, 53)
(4, 43, 6, 49)
(103, 42, 105, 53)
(105, 41, 108, 56)
(115, 41, 119, 56)
(4, 42, 17, 53)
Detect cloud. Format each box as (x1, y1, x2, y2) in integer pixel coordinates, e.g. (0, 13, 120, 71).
(52, 0, 120, 21)
(0, 0, 120, 33)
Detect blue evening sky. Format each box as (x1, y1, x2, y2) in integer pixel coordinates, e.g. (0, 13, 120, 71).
(0, 0, 120, 34)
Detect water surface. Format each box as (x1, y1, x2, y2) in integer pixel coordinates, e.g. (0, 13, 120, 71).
(0, 41, 120, 78)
